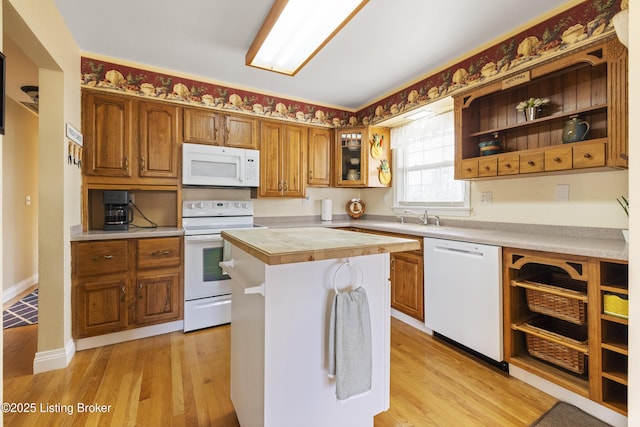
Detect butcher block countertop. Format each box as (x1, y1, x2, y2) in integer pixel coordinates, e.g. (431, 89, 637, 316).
(221, 227, 420, 265)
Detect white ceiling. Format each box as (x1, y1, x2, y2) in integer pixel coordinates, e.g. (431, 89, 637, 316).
(52, 0, 566, 111)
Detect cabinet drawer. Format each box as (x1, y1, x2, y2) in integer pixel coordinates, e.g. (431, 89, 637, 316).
(498, 154, 519, 175)
(75, 240, 129, 276)
(478, 157, 498, 177)
(544, 146, 572, 171)
(519, 152, 545, 174)
(137, 237, 181, 270)
(573, 141, 606, 169)
(460, 159, 478, 178)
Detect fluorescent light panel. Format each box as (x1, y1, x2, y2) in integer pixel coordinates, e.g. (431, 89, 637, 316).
(247, 0, 368, 76)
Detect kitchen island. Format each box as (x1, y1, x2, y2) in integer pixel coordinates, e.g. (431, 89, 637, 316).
(220, 227, 419, 427)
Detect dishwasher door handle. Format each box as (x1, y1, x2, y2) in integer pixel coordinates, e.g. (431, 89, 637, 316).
(433, 245, 484, 259)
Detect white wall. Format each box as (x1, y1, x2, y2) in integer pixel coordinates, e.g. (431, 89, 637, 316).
(2, 97, 38, 294)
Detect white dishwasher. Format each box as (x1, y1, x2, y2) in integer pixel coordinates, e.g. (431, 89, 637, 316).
(423, 237, 505, 368)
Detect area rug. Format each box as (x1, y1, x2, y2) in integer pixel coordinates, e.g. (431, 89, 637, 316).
(3, 289, 38, 329)
(531, 402, 611, 427)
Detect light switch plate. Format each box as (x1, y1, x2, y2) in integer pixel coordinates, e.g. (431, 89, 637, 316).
(555, 184, 570, 201)
(480, 191, 492, 204)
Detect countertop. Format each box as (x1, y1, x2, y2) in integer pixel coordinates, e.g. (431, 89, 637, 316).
(70, 217, 628, 262)
(256, 217, 628, 261)
(70, 226, 183, 241)
(221, 227, 421, 265)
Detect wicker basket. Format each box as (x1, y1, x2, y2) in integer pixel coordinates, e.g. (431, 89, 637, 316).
(524, 316, 588, 374)
(521, 273, 587, 325)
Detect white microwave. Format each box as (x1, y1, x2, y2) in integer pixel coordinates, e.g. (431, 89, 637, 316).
(182, 143, 260, 187)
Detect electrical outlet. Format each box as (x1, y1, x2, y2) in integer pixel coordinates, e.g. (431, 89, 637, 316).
(480, 191, 492, 204)
(555, 184, 570, 201)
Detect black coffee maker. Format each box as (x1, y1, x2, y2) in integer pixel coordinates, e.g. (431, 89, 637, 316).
(103, 190, 133, 231)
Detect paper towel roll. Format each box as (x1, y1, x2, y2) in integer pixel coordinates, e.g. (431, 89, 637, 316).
(321, 198, 333, 221)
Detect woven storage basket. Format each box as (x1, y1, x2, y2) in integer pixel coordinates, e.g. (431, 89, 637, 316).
(524, 316, 588, 374)
(523, 273, 587, 325)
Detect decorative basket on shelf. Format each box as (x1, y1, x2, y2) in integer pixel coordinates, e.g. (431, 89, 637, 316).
(520, 273, 587, 325)
(523, 316, 588, 375)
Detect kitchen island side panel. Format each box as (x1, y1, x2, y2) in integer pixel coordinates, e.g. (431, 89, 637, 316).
(228, 245, 390, 427)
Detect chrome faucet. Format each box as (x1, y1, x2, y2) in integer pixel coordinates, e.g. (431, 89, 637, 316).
(403, 209, 441, 226)
(404, 209, 429, 225)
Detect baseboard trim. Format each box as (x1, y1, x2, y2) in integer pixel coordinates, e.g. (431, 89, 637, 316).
(390, 308, 432, 335)
(33, 338, 76, 374)
(3, 274, 39, 304)
(75, 320, 184, 351)
(509, 364, 628, 427)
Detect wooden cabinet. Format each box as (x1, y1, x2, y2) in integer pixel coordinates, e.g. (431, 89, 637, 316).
(82, 90, 180, 185)
(258, 121, 307, 198)
(335, 126, 391, 187)
(307, 127, 332, 186)
(133, 237, 182, 325)
(390, 251, 424, 321)
(596, 259, 628, 414)
(349, 228, 424, 321)
(138, 101, 181, 180)
(503, 248, 628, 415)
(83, 90, 134, 178)
(183, 108, 259, 149)
(454, 39, 628, 180)
(73, 236, 183, 338)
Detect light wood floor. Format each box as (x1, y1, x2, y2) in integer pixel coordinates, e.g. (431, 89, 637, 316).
(4, 318, 557, 426)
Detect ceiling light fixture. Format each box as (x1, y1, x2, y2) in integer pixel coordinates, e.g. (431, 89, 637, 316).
(21, 85, 39, 104)
(246, 0, 368, 76)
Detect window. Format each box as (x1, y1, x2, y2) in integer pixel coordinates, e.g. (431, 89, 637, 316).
(391, 99, 470, 216)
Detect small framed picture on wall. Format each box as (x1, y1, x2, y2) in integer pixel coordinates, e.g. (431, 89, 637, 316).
(1, 51, 5, 135)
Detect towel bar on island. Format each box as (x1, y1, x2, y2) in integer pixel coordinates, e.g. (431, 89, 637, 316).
(333, 259, 364, 294)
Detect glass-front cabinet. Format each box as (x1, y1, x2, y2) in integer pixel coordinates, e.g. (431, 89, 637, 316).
(335, 126, 391, 188)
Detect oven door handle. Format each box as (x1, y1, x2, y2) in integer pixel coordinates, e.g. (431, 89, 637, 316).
(184, 234, 224, 243)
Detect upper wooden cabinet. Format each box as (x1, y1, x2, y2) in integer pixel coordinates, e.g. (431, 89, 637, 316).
(183, 107, 259, 149)
(138, 101, 181, 180)
(258, 121, 307, 198)
(307, 127, 332, 187)
(83, 90, 134, 178)
(335, 126, 391, 187)
(454, 39, 628, 180)
(82, 90, 180, 185)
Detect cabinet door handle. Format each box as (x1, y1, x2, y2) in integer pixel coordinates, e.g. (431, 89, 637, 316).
(583, 153, 592, 159)
(92, 255, 113, 261)
(121, 286, 126, 301)
(140, 156, 146, 172)
(485, 166, 491, 171)
(308, 170, 313, 180)
(137, 283, 143, 299)
(505, 163, 511, 168)
(553, 157, 561, 162)
(278, 181, 283, 191)
(465, 167, 472, 172)
(124, 156, 129, 170)
(151, 250, 171, 257)
(527, 160, 535, 166)
(390, 257, 395, 271)
(284, 180, 289, 192)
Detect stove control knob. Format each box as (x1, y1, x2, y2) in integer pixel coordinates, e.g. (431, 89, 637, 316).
(197, 202, 204, 209)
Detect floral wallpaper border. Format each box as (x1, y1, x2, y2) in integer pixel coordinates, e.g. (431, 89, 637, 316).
(357, 0, 625, 126)
(80, 0, 625, 129)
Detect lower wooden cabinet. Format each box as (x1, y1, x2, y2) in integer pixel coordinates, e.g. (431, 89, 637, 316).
(73, 236, 183, 338)
(390, 251, 424, 321)
(346, 228, 424, 321)
(503, 248, 629, 415)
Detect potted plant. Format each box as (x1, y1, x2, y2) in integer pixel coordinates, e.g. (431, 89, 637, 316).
(516, 97, 550, 121)
(618, 195, 629, 242)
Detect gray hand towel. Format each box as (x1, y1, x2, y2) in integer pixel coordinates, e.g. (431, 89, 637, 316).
(328, 287, 372, 400)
